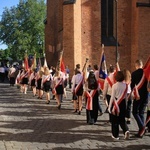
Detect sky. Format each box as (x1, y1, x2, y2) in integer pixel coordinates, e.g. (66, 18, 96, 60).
(0, 0, 20, 49)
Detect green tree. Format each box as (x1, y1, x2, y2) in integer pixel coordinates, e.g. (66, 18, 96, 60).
(0, 0, 46, 60)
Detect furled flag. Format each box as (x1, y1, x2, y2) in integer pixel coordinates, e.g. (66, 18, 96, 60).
(60, 58, 66, 73)
(113, 61, 120, 82)
(98, 44, 107, 89)
(99, 53, 107, 79)
(115, 62, 120, 72)
(33, 53, 37, 69)
(37, 57, 42, 71)
(43, 53, 48, 68)
(82, 58, 89, 81)
(24, 53, 29, 71)
(143, 56, 150, 80)
(59, 51, 66, 73)
(30, 53, 37, 70)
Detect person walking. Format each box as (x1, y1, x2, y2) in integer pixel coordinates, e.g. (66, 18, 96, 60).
(8, 65, 17, 86)
(108, 71, 130, 140)
(131, 59, 148, 138)
(103, 65, 115, 123)
(41, 67, 53, 104)
(85, 70, 99, 124)
(71, 69, 84, 115)
(123, 69, 132, 124)
(20, 68, 29, 94)
(29, 69, 37, 97)
(52, 70, 64, 109)
(36, 69, 44, 99)
(93, 64, 103, 116)
(0, 64, 5, 82)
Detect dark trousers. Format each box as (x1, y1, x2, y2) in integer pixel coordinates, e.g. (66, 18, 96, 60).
(132, 99, 147, 130)
(98, 97, 102, 113)
(106, 95, 111, 122)
(111, 99, 128, 138)
(10, 77, 16, 85)
(0, 72, 5, 82)
(126, 98, 132, 119)
(111, 114, 129, 138)
(146, 110, 150, 130)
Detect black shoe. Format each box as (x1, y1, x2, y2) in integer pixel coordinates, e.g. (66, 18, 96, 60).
(58, 104, 61, 109)
(99, 112, 103, 116)
(46, 100, 50, 104)
(133, 133, 143, 138)
(78, 111, 81, 115)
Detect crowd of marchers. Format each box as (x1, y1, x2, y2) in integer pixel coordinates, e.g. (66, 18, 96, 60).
(2, 59, 150, 140)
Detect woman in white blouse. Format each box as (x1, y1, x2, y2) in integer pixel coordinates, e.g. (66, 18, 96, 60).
(71, 70, 84, 115)
(108, 71, 130, 140)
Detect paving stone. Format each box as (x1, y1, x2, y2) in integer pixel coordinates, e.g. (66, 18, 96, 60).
(0, 83, 149, 150)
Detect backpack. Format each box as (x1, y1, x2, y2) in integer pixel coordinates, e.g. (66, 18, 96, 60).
(88, 71, 98, 89)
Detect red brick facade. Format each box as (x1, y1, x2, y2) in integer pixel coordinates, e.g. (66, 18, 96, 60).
(45, 0, 150, 77)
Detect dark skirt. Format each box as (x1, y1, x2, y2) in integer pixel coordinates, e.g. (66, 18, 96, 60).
(22, 77, 28, 85)
(37, 78, 42, 90)
(56, 84, 64, 95)
(43, 81, 50, 92)
(86, 90, 99, 124)
(75, 84, 83, 96)
(31, 79, 36, 86)
(72, 93, 78, 100)
(10, 77, 16, 85)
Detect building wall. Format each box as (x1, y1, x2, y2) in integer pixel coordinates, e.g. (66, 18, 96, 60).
(63, 0, 82, 75)
(45, 0, 150, 76)
(81, 0, 101, 67)
(45, 0, 63, 67)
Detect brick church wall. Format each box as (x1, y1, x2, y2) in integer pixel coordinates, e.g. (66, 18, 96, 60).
(45, 0, 150, 76)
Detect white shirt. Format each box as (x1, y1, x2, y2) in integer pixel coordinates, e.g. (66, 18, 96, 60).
(41, 74, 53, 83)
(94, 70, 99, 81)
(103, 72, 114, 98)
(108, 82, 127, 111)
(71, 73, 83, 92)
(53, 76, 64, 86)
(0, 67, 5, 73)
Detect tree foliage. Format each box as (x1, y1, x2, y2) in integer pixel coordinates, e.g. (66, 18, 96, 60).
(0, 0, 46, 60)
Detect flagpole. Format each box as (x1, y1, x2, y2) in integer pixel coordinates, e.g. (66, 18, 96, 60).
(115, 0, 119, 63)
(99, 44, 104, 72)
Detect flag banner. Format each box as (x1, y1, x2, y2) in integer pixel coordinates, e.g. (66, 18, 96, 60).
(143, 56, 150, 80)
(43, 54, 48, 68)
(30, 53, 37, 70)
(116, 62, 120, 72)
(99, 53, 107, 79)
(33, 53, 37, 69)
(58, 51, 66, 73)
(113, 62, 121, 83)
(82, 58, 89, 81)
(37, 58, 42, 71)
(60, 59, 66, 73)
(24, 53, 29, 71)
(98, 45, 107, 89)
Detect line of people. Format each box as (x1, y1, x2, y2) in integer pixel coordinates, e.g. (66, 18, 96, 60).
(9, 65, 68, 110)
(8, 59, 150, 141)
(103, 59, 149, 139)
(71, 60, 149, 140)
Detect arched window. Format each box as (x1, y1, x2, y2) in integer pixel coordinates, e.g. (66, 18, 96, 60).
(101, 0, 117, 46)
